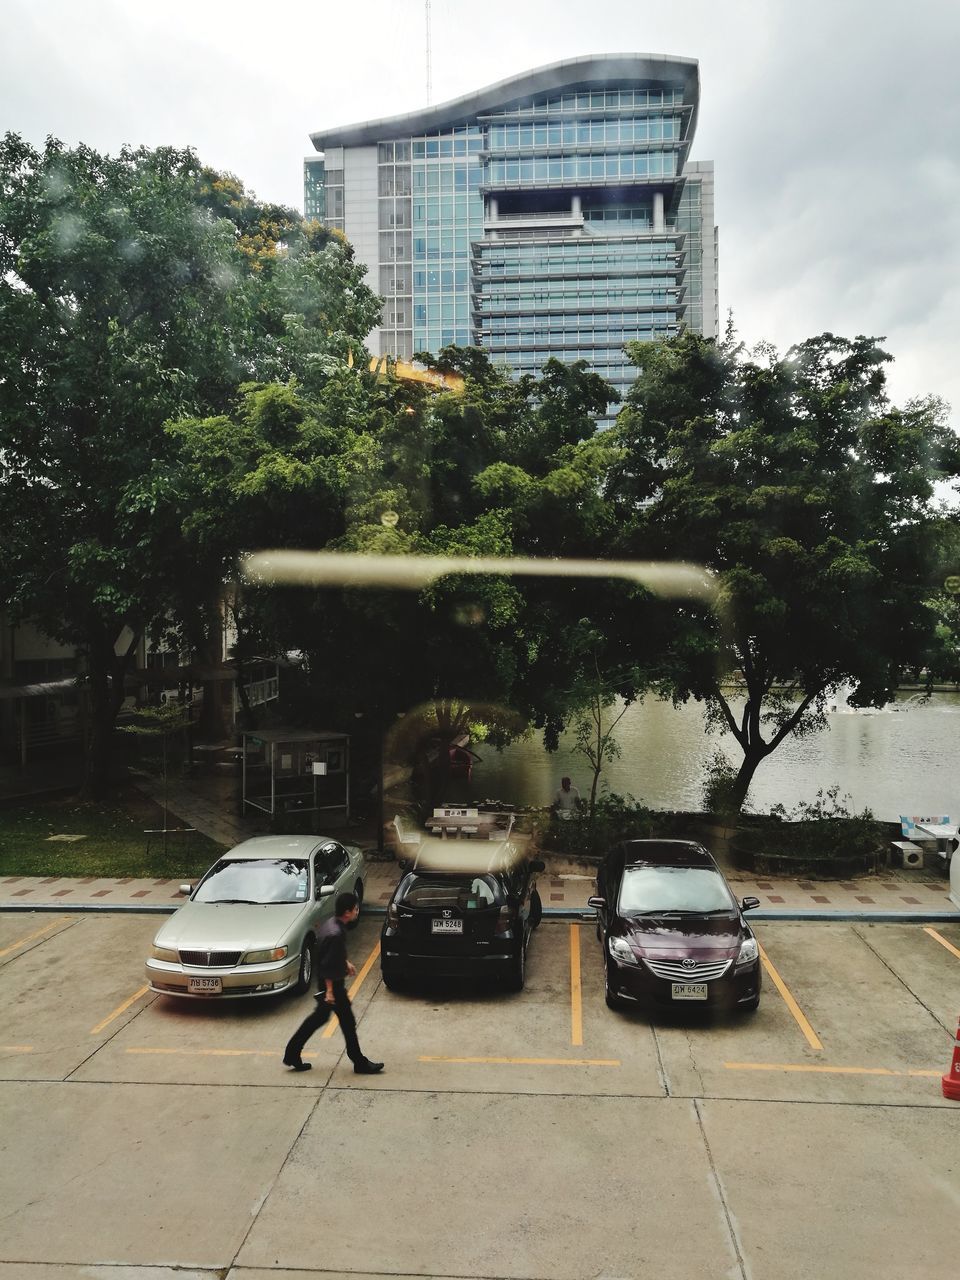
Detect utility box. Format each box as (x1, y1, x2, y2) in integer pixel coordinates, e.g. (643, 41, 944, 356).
(241, 728, 349, 824)
(891, 840, 924, 869)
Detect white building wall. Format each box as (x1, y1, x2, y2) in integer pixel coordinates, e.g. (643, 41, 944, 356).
(343, 145, 382, 356)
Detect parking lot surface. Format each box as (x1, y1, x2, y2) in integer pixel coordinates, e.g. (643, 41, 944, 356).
(1, 912, 958, 1279)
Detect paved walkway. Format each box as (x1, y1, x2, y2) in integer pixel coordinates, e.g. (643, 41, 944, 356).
(2, 863, 957, 914)
(1, 771, 957, 915)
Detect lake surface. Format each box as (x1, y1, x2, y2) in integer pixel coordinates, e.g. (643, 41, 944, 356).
(470, 691, 960, 822)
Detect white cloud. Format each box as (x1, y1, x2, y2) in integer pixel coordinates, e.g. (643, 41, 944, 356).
(2, 0, 957, 420)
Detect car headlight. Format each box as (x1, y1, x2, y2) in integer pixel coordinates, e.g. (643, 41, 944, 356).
(608, 936, 638, 965)
(737, 936, 759, 966)
(150, 946, 178, 963)
(242, 946, 288, 965)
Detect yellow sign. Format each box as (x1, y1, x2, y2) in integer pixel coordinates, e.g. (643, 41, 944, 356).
(369, 356, 464, 395)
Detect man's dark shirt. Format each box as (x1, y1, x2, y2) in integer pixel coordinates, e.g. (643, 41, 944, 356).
(315, 916, 349, 985)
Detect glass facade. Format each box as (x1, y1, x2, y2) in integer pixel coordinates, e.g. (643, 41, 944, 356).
(409, 127, 484, 352)
(306, 58, 715, 407)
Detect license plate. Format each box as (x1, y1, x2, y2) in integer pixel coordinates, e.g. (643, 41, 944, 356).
(671, 983, 708, 1001)
(431, 918, 463, 934)
(188, 976, 223, 994)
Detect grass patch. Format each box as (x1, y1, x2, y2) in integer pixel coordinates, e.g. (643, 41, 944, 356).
(0, 785, 226, 878)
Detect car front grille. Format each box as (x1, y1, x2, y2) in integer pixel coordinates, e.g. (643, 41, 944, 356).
(179, 950, 242, 967)
(643, 957, 732, 982)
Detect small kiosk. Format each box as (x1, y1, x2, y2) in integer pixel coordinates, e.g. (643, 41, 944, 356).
(242, 728, 350, 823)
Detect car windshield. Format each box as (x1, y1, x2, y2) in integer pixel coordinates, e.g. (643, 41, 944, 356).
(618, 866, 734, 915)
(403, 874, 502, 910)
(194, 858, 310, 905)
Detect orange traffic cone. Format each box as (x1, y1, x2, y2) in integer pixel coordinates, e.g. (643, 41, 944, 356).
(943, 1018, 960, 1101)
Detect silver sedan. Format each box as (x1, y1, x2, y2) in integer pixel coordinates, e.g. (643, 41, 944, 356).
(145, 835, 367, 998)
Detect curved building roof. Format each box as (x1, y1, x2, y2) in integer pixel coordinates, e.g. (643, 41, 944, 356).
(309, 53, 700, 150)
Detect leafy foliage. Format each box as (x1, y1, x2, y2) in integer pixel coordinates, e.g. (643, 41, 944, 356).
(0, 134, 380, 793)
(609, 329, 960, 811)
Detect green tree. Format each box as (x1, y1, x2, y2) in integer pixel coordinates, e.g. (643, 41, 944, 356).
(610, 329, 960, 812)
(0, 135, 380, 794)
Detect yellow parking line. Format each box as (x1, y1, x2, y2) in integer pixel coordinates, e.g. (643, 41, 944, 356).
(0, 917, 71, 957)
(1, 1045, 33, 1053)
(126, 1047, 317, 1058)
(923, 926, 960, 961)
(757, 941, 823, 1051)
(419, 1055, 620, 1067)
(321, 940, 381, 1039)
(569, 922, 583, 1047)
(725, 1061, 940, 1078)
(89, 985, 150, 1035)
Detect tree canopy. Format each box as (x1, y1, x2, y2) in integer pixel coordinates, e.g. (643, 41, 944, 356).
(608, 328, 960, 810)
(0, 134, 379, 794)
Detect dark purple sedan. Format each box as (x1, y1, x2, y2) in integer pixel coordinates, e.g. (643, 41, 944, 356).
(588, 840, 761, 1012)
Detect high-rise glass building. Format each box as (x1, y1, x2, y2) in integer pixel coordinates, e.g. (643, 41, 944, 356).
(305, 54, 717, 406)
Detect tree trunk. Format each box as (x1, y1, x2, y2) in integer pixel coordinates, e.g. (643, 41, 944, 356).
(195, 599, 231, 743)
(81, 623, 137, 800)
(729, 748, 766, 814)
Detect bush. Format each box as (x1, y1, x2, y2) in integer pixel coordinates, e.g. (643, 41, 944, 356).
(701, 750, 740, 821)
(534, 793, 693, 860)
(730, 787, 885, 876)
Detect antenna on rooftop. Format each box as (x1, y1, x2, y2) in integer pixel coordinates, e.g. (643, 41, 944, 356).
(425, 0, 432, 104)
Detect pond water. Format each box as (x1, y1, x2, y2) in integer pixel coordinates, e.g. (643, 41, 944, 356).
(469, 691, 960, 822)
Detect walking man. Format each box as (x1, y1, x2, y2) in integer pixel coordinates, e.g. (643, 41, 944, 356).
(283, 891, 384, 1075)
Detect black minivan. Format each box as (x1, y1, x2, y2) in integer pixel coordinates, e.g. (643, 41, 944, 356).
(380, 843, 544, 991)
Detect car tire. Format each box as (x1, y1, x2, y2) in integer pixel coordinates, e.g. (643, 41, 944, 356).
(381, 964, 404, 993)
(604, 961, 627, 1011)
(354, 880, 364, 909)
(507, 941, 526, 992)
(293, 937, 315, 995)
(529, 889, 543, 929)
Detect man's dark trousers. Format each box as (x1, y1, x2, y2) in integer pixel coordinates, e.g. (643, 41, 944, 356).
(284, 980, 363, 1064)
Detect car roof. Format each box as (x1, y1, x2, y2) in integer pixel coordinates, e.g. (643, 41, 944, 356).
(220, 835, 330, 861)
(619, 840, 717, 870)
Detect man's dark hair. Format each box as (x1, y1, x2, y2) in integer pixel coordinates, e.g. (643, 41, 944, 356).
(336, 891, 359, 917)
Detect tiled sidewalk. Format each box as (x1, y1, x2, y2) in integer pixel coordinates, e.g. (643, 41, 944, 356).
(2, 862, 956, 914)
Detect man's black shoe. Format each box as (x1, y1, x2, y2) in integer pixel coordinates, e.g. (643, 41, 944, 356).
(283, 1057, 312, 1072)
(353, 1059, 384, 1074)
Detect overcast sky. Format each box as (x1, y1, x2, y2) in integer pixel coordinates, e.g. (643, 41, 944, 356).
(3, 0, 958, 426)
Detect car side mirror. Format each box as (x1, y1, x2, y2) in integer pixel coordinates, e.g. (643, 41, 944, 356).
(587, 895, 605, 910)
(318, 884, 335, 898)
(741, 896, 761, 912)
(529, 859, 545, 873)
(178, 884, 192, 896)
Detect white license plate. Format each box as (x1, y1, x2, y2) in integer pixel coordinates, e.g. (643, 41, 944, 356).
(188, 976, 223, 994)
(671, 983, 708, 1001)
(431, 918, 463, 934)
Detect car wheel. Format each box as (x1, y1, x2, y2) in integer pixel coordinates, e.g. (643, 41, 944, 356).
(354, 880, 364, 909)
(381, 964, 404, 993)
(604, 961, 626, 1011)
(507, 940, 526, 992)
(293, 937, 315, 995)
(529, 889, 542, 929)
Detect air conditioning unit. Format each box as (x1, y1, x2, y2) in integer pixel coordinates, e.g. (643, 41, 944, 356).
(901, 842, 924, 869)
